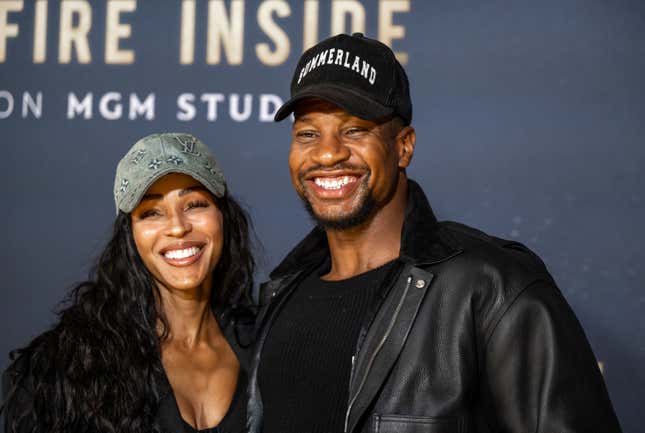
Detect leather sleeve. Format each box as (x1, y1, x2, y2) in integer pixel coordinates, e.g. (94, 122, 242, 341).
(483, 280, 622, 432)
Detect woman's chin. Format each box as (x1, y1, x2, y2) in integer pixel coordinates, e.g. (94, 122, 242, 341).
(156, 275, 212, 296)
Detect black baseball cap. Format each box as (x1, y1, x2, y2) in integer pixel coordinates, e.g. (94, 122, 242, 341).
(274, 33, 412, 125)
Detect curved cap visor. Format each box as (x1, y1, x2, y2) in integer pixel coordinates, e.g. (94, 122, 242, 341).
(117, 165, 225, 214)
(274, 84, 394, 122)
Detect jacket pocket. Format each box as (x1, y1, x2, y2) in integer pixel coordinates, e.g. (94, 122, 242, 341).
(372, 414, 458, 433)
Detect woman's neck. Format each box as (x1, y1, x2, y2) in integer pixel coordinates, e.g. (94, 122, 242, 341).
(157, 286, 220, 350)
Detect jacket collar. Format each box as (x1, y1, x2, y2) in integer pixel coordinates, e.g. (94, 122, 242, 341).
(269, 179, 461, 279)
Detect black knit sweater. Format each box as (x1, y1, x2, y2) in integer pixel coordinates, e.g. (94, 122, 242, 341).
(259, 260, 397, 433)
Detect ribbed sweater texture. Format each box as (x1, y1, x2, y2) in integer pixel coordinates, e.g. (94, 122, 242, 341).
(259, 261, 396, 433)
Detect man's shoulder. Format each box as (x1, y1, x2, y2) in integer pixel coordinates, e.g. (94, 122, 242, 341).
(437, 220, 550, 274)
(416, 220, 563, 338)
(428, 220, 555, 301)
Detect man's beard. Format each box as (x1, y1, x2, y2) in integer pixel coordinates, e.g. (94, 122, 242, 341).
(300, 183, 377, 230)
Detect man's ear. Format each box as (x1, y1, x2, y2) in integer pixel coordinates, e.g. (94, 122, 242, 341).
(396, 126, 416, 168)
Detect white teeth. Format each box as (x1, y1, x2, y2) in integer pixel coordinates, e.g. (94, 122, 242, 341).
(314, 176, 356, 190)
(164, 247, 201, 260)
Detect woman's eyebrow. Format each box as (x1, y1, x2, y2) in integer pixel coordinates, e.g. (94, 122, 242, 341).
(178, 186, 208, 197)
(140, 193, 162, 202)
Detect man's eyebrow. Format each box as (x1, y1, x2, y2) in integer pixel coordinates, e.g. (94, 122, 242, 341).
(293, 115, 310, 124)
(293, 111, 356, 125)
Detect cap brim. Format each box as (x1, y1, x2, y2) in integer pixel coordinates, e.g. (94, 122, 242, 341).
(274, 84, 394, 122)
(117, 165, 225, 214)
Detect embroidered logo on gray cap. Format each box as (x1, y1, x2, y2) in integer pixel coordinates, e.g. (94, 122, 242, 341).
(176, 134, 201, 156)
(130, 149, 146, 164)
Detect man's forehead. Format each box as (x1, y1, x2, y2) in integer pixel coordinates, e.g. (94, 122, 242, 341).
(293, 98, 363, 122)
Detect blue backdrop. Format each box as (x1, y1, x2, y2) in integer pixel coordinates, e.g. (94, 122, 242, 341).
(1, 1, 643, 431)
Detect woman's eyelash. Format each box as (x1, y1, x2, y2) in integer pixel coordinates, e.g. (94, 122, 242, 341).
(137, 200, 208, 218)
(139, 209, 160, 219)
(186, 200, 209, 210)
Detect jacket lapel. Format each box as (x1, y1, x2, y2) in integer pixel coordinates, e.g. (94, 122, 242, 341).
(345, 265, 434, 433)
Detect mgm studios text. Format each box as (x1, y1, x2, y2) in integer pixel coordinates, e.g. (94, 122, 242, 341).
(0, 90, 285, 122)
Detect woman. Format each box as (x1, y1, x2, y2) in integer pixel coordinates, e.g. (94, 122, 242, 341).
(2, 133, 255, 433)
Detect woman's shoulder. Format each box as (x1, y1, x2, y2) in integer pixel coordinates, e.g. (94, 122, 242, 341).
(4, 326, 61, 383)
(2, 308, 103, 420)
(3, 349, 31, 405)
(3, 325, 65, 393)
(2, 328, 61, 433)
(3, 356, 35, 433)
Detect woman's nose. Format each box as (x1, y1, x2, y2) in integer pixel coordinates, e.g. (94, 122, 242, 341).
(165, 212, 192, 237)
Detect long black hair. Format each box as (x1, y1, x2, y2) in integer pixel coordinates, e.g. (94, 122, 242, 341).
(1, 192, 255, 433)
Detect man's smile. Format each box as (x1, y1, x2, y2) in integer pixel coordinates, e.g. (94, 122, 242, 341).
(301, 166, 369, 200)
(313, 175, 357, 190)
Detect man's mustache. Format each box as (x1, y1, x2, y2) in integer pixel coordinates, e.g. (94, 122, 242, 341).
(299, 163, 370, 178)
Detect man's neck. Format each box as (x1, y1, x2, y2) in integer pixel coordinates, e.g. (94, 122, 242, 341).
(323, 176, 408, 281)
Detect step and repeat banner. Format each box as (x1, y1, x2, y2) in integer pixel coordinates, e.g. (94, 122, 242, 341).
(1, 1, 643, 431)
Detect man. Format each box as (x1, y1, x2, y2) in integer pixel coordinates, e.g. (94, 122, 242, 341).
(248, 33, 621, 433)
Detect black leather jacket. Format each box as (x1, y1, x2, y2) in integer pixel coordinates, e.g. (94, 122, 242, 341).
(247, 180, 621, 433)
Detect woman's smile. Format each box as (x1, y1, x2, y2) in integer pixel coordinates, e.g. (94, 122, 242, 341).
(160, 241, 206, 266)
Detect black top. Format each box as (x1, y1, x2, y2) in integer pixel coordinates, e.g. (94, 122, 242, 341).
(172, 369, 247, 433)
(258, 260, 397, 433)
(138, 306, 253, 433)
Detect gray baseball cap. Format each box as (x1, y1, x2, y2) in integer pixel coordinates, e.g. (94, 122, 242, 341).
(114, 133, 226, 214)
